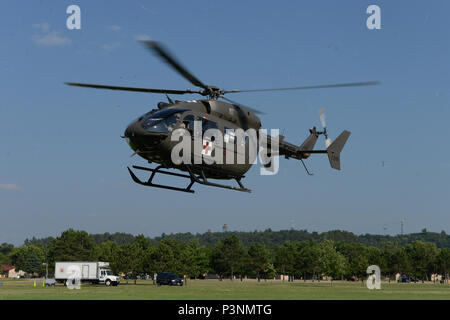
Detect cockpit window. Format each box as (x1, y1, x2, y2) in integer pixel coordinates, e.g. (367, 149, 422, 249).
(182, 115, 195, 131)
(141, 108, 187, 133)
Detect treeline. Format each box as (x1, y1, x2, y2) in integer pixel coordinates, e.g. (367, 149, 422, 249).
(153, 229, 450, 249)
(1, 229, 450, 281)
(20, 228, 450, 249)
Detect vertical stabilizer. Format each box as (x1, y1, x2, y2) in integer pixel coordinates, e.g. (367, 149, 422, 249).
(327, 130, 351, 170)
(299, 128, 319, 152)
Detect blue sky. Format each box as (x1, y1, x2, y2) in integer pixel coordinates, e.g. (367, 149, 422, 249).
(1, 1, 449, 245)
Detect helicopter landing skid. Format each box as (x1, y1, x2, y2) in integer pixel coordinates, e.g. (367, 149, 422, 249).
(127, 165, 251, 193)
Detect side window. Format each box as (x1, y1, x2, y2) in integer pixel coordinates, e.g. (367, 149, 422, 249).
(166, 112, 183, 132)
(224, 127, 236, 144)
(183, 114, 201, 139)
(202, 119, 219, 142)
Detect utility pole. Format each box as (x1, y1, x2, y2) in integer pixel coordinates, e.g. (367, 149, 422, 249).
(42, 263, 48, 279)
(43, 244, 48, 279)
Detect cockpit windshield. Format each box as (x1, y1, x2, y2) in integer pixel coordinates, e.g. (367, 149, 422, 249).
(141, 108, 187, 133)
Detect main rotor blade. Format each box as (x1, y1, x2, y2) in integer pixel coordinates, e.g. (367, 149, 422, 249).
(220, 96, 266, 115)
(65, 82, 203, 95)
(223, 81, 380, 94)
(141, 40, 208, 90)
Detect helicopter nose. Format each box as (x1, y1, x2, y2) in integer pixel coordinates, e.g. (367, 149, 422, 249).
(124, 120, 141, 139)
(123, 118, 169, 153)
(123, 121, 141, 151)
(124, 124, 133, 138)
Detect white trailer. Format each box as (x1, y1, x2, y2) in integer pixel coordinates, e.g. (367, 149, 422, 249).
(55, 262, 120, 286)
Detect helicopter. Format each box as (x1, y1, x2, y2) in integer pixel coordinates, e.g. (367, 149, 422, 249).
(67, 41, 378, 194)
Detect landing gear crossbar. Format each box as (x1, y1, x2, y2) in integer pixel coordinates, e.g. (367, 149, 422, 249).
(127, 165, 252, 193)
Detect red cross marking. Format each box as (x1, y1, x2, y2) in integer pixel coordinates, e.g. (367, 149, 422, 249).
(203, 141, 212, 154)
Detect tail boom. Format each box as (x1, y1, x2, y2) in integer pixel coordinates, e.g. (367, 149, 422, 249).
(277, 130, 351, 170)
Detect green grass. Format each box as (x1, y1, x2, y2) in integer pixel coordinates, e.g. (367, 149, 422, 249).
(0, 279, 449, 300)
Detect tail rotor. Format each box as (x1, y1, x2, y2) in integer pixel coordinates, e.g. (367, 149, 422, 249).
(317, 107, 351, 170)
(318, 108, 332, 148)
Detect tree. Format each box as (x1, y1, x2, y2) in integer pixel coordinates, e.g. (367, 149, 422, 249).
(380, 242, 399, 279)
(178, 242, 196, 279)
(0, 243, 14, 256)
(25, 250, 42, 274)
(298, 242, 320, 281)
(150, 238, 181, 274)
(119, 235, 153, 282)
(211, 235, 245, 280)
(90, 232, 135, 245)
(93, 241, 122, 274)
(317, 240, 348, 280)
(24, 237, 54, 248)
(405, 241, 438, 281)
(273, 242, 298, 281)
(366, 246, 385, 274)
(437, 248, 450, 281)
(94, 241, 120, 262)
(48, 229, 96, 265)
(336, 242, 368, 280)
(0, 252, 10, 265)
(188, 240, 211, 278)
(111, 246, 131, 276)
(247, 243, 271, 281)
(9, 245, 44, 275)
(391, 246, 411, 275)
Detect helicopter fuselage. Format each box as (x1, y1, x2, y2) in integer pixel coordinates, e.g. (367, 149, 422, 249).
(124, 99, 262, 179)
(66, 40, 359, 193)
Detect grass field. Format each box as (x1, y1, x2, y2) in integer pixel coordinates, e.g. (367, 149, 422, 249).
(0, 279, 449, 300)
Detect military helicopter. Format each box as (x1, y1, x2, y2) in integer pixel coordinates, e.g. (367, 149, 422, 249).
(67, 41, 378, 193)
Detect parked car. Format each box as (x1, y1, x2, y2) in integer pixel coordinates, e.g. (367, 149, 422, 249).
(156, 272, 183, 286)
(399, 275, 410, 283)
(45, 278, 56, 287)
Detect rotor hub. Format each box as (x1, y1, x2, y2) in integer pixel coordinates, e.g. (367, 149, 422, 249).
(202, 86, 223, 99)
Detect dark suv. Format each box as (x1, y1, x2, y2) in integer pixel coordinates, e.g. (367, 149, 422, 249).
(156, 272, 183, 286)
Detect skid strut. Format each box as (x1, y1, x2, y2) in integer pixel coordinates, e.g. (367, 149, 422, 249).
(127, 165, 251, 193)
